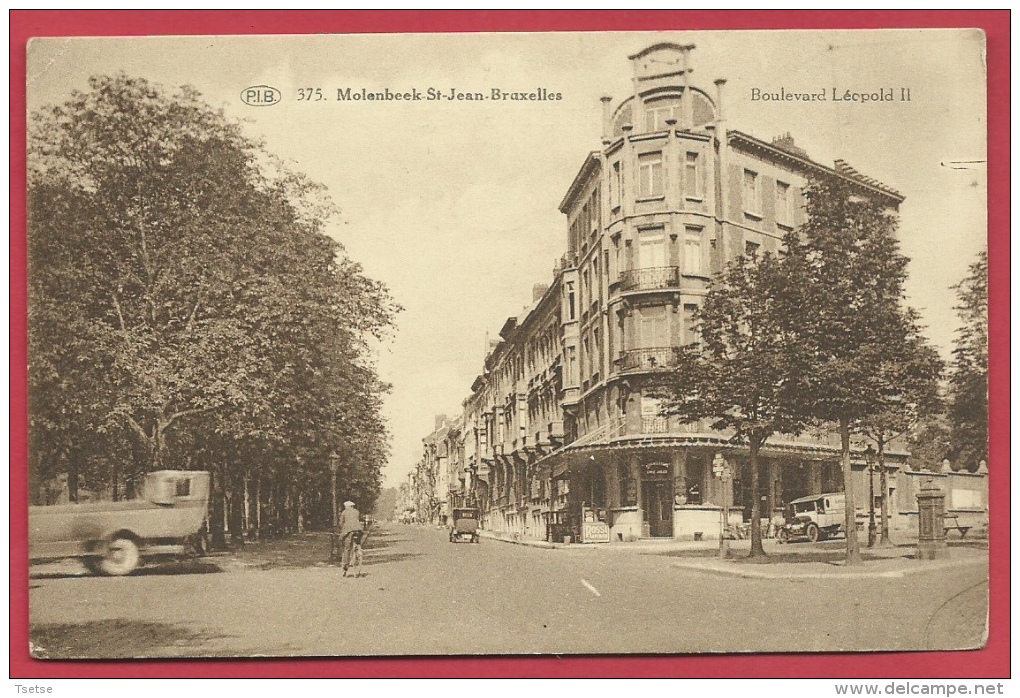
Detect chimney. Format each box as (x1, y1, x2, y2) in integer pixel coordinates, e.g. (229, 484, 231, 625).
(714, 78, 727, 123)
(681, 44, 696, 128)
(600, 95, 613, 142)
(435, 414, 448, 431)
(772, 132, 808, 158)
(532, 283, 550, 302)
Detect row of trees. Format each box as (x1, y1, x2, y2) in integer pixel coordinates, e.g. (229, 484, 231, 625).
(663, 175, 985, 565)
(28, 75, 400, 546)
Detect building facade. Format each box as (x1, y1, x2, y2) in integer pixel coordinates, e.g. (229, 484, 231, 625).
(417, 43, 984, 544)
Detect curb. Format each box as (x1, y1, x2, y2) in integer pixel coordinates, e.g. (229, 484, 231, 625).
(477, 531, 587, 550)
(671, 554, 987, 580)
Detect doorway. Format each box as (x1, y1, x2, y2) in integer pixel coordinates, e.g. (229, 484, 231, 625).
(641, 480, 673, 537)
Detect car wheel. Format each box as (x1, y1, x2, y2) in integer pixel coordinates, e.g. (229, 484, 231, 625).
(100, 536, 140, 576)
(806, 524, 820, 544)
(83, 556, 103, 575)
(777, 529, 789, 544)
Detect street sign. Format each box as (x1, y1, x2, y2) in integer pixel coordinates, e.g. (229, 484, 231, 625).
(712, 454, 730, 480)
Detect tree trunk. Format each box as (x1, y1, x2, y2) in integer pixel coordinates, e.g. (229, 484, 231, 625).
(67, 452, 79, 503)
(878, 436, 892, 546)
(297, 488, 304, 533)
(209, 467, 227, 550)
(243, 474, 251, 540)
(229, 475, 245, 548)
(149, 420, 164, 471)
(840, 418, 863, 565)
(254, 475, 262, 541)
(125, 467, 138, 500)
(748, 437, 766, 558)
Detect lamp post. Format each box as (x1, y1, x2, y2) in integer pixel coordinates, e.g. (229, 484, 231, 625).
(713, 453, 731, 558)
(329, 451, 340, 532)
(865, 445, 877, 548)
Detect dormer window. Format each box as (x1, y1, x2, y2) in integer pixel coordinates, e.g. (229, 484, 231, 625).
(645, 98, 682, 132)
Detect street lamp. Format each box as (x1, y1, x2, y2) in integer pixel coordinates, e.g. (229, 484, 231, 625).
(712, 453, 731, 558)
(329, 451, 340, 533)
(864, 445, 877, 548)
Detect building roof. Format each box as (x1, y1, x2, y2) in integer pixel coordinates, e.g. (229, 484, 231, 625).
(729, 130, 904, 204)
(558, 151, 601, 214)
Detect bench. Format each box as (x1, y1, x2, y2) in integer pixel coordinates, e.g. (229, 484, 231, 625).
(943, 515, 971, 538)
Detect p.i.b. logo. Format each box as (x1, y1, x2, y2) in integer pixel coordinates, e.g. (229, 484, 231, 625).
(240, 85, 282, 107)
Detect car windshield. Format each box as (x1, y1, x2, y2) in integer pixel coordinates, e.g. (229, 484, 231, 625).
(792, 501, 816, 515)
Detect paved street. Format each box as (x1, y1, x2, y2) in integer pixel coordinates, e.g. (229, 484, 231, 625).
(28, 524, 988, 658)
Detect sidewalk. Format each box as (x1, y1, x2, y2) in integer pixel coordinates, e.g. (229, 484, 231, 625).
(477, 529, 988, 579)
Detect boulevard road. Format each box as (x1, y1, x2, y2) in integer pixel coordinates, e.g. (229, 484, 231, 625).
(27, 523, 988, 657)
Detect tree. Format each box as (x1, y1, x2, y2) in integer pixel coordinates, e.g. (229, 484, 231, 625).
(663, 250, 809, 558)
(907, 409, 952, 472)
(28, 75, 399, 533)
(786, 175, 922, 565)
(857, 317, 943, 546)
(947, 251, 988, 471)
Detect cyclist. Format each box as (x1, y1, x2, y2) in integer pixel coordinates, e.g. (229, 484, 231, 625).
(338, 500, 364, 576)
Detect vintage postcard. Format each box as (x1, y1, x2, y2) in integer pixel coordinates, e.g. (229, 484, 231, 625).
(23, 28, 992, 662)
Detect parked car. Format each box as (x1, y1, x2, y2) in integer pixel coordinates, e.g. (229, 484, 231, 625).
(777, 493, 858, 543)
(29, 470, 211, 575)
(448, 507, 480, 543)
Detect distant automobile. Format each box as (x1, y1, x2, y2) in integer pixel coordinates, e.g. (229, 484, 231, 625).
(448, 507, 480, 543)
(777, 493, 863, 543)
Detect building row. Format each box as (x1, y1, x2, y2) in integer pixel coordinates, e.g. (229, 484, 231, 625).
(405, 43, 988, 543)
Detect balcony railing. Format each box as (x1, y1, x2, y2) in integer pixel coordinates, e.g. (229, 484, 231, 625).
(619, 266, 680, 292)
(616, 347, 674, 372)
(641, 417, 670, 434)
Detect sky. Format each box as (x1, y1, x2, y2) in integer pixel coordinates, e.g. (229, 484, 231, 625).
(26, 30, 988, 488)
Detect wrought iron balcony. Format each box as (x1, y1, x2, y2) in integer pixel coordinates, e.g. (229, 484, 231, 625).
(641, 417, 671, 434)
(616, 347, 674, 372)
(619, 266, 680, 292)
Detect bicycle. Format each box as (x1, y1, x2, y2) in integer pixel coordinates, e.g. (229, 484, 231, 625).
(343, 528, 368, 578)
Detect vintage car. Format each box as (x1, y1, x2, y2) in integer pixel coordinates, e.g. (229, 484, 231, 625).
(29, 470, 211, 575)
(777, 492, 850, 543)
(448, 507, 480, 543)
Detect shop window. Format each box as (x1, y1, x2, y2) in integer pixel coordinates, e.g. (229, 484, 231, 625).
(619, 464, 637, 507)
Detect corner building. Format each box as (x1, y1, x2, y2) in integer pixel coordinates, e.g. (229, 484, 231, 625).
(447, 43, 913, 544)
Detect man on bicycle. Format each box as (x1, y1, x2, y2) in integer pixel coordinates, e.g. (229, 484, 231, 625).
(337, 500, 364, 575)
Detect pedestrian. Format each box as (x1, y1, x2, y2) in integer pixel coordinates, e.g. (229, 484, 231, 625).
(338, 500, 364, 575)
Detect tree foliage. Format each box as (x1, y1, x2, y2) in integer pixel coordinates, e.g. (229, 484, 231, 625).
(947, 251, 988, 471)
(663, 250, 809, 558)
(857, 316, 944, 544)
(785, 175, 928, 564)
(28, 75, 399, 533)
